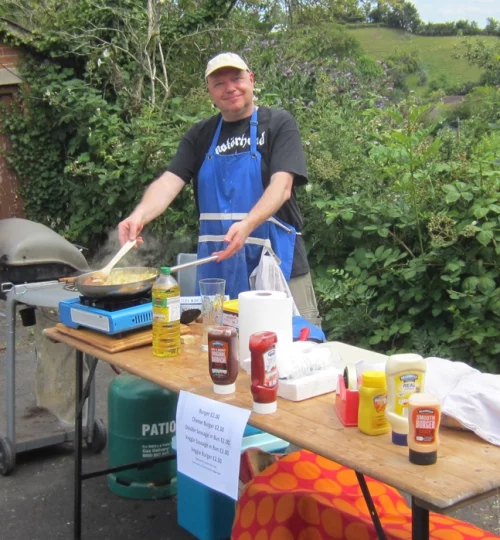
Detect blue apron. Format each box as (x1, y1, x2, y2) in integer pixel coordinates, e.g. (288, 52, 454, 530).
(195, 108, 296, 299)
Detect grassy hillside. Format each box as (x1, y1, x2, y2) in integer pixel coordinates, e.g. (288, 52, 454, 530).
(349, 27, 498, 92)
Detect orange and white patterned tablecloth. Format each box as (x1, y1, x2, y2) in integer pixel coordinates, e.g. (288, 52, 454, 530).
(232, 450, 499, 540)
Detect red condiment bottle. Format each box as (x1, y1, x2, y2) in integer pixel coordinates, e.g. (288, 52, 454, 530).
(208, 326, 239, 394)
(249, 331, 278, 414)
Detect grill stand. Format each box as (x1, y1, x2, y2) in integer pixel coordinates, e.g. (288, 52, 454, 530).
(1, 281, 105, 475)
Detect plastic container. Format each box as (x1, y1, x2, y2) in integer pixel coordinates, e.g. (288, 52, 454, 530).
(208, 325, 239, 394)
(222, 299, 239, 331)
(357, 371, 389, 436)
(249, 331, 278, 414)
(175, 425, 289, 540)
(385, 353, 426, 446)
(152, 267, 181, 357)
(335, 372, 360, 427)
(408, 393, 441, 465)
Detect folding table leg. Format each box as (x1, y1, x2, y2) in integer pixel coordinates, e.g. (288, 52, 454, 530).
(74, 350, 83, 540)
(355, 472, 387, 540)
(412, 498, 429, 540)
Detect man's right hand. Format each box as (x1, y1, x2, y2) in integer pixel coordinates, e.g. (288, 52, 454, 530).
(116, 171, 186, 246)
(118, 214, 144, 246)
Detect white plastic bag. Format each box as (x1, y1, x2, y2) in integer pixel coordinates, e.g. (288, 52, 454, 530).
(276, 341, 342, 380)
(249, 244, 300, 315)
(426, 357, 500, 446)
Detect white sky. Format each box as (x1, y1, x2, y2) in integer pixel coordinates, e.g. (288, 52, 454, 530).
(411, 0, 500, 27)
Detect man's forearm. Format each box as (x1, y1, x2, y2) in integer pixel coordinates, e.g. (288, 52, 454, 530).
(132, 172, 186, 224)
(244, 172, 293, 231)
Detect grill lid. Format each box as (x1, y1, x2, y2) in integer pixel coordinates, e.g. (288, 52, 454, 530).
(0, 218, 89, 271)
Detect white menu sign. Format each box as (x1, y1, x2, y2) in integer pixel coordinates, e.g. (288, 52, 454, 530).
(176, 391, 251, 500)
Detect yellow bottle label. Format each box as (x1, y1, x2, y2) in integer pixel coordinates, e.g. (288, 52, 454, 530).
(393, 373, 423, 417)
(372, 393, 387, 429)
(152, 281, 181, 358)
(358, 388, 389, 435)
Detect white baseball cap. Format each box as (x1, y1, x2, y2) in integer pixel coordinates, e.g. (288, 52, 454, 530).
(205, 52, 250, 79)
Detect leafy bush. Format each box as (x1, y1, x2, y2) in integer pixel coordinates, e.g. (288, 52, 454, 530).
(454, 86, 500, 124)
(391, 69, 409, 91)
(0, 55, 207, 261)
(304, 95, 500, 372)
(356, 55, 386, 80)
(387, 48, 422, 74)
(2, 3, 500, 372)
(427, 74, 450, 93)
(417, 70, 428, 86)
(445, 80, 478, 96)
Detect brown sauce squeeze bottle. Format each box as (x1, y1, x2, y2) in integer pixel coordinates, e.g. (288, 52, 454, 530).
(208, 326, 239, 394)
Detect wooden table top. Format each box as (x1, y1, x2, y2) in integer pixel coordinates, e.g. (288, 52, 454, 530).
(44, 325, 500, 514)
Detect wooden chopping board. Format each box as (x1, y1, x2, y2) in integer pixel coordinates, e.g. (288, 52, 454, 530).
(54, 323, 191, 353)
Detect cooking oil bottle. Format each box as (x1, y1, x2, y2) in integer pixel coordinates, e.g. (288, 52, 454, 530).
(152, 267, 180, 357)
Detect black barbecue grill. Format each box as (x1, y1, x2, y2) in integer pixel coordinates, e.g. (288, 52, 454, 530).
(0, 218, 106, 475)
(0, 218, 89, 297)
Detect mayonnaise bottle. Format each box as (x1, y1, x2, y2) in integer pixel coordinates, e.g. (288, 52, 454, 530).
(385, 353, 426, 446)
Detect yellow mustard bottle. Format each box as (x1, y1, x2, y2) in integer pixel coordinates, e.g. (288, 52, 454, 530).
(358, 371, 389, 436)
(152, 266, 180, 357)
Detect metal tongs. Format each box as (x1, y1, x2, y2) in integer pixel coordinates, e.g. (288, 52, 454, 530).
(171, 255, 218, 325)
(169, 255, 218, 273)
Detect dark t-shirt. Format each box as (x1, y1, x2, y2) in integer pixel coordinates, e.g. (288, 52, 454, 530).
(168, 106, 310, 276)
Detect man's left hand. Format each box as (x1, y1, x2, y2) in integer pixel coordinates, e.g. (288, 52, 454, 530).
(214, 221, 253, 261)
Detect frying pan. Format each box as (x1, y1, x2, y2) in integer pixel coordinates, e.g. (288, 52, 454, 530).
(71, 255, 218, 299)
(73, 266, 159, 298)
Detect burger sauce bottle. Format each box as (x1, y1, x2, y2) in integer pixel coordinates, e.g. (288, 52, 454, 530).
(249, 331, 278, 414)
(408, 393, 441, 465)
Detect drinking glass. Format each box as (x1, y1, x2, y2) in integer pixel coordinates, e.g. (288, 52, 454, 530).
(199, 278, 226, 351)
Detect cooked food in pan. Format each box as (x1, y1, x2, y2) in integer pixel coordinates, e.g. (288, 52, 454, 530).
(84, 268, 158, 286)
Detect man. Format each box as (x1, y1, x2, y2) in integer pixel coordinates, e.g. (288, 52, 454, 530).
(118, 52, 320, 324)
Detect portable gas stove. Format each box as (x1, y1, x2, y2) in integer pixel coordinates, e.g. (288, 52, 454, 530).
(59, 294, 153, 335)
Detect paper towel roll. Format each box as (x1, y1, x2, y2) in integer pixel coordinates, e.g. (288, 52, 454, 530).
(238, 290, 293, 363)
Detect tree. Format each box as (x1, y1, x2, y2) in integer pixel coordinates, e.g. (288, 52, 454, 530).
(359, 0, 376, 21)
(290, 0, 365, 24)
(0, 0, 238, 110)
(485, 17, 499, 36)
(387, 1, 421, 33)
(368, 1, 391, 24)
(456, 38, 500, 86)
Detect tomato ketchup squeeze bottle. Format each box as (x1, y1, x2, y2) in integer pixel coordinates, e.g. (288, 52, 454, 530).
(249, 331, 278, 414)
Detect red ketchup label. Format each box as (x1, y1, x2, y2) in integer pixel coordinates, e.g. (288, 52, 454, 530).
(249, 331, 278, 406)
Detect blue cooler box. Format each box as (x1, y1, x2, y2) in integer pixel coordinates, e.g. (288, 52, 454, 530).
(175, 425, 289, 540)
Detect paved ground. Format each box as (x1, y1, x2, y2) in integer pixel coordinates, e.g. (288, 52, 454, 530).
(0, 299, 499, 539)
(0, 300, 195, 540)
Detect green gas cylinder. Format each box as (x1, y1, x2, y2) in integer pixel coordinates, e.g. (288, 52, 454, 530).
(107, 373, 178, 499)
